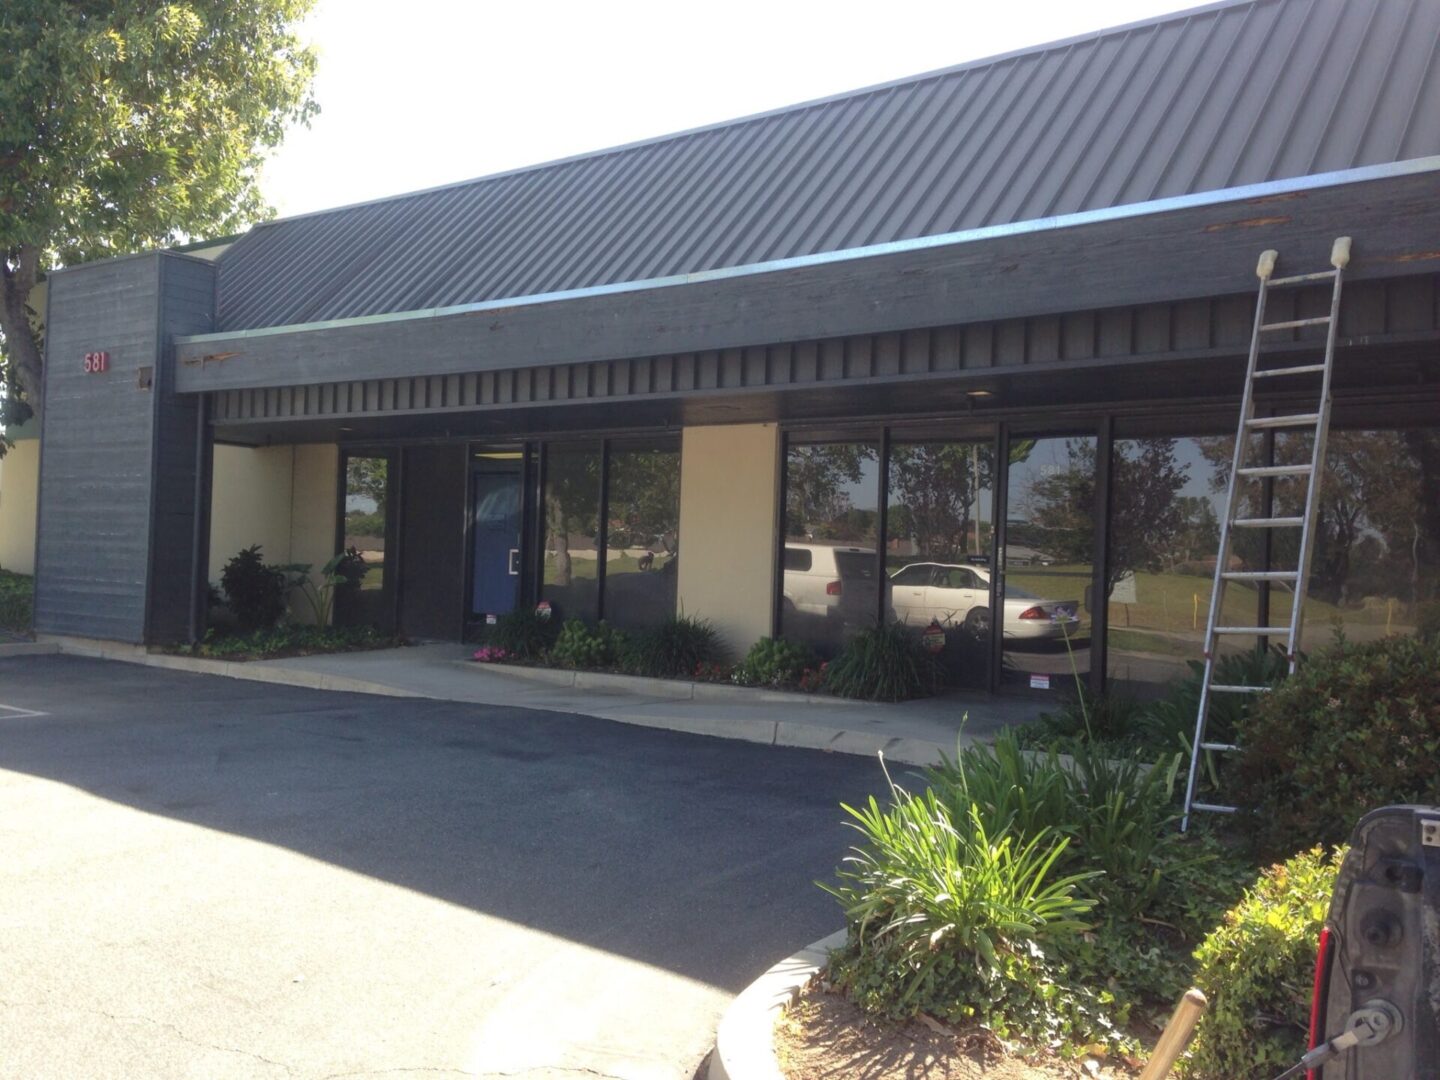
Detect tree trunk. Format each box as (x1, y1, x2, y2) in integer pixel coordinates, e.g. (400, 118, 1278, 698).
(1, 244, 44, 416)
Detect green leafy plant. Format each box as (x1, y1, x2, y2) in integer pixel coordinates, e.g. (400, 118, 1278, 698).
(219, 545, 287, 632)
(189, 623, 395, 661)
(1232, 633, 1440, 859)
(823, 622, 937, 702)
(486, 606, 560, 661)
(821, 763, 1114, 1046)
(1030, 687, 1152, 748)
(0, 569, 33, 633)
(921, 730, 1247, 1019)
(732, 636, 818, 688)
(1184, 847, 1342, 1080)
(279, 550, 369, 628)
(1140, 646, 1290, 754)
(619, 615, 722, 678)
(550, 618, 623, 669)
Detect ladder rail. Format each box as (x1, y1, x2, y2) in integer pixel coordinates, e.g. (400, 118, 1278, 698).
(1283, 258, 1345, 670)
(1180, 255, 1273, 832)
(1181, 239, 1348, 831)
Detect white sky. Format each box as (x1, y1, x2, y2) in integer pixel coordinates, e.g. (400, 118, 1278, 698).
(261, 0, 1204, 219)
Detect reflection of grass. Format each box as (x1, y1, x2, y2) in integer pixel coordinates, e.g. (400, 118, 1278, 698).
(543, 552, 673, 584)
(1106, 628, 1194, 658)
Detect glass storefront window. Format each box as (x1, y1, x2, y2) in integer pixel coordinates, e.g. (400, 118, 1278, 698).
(1105, 436, 1257, 697)
(885, 439, 995, 689)
(781, 439, 880, 656)
(1265, 426, 1440, 648)
(335, 452, 393, 630)
(604, 441, 681, 631)
(1002, 436, 1095, 687)
(542, 442, 603, 624)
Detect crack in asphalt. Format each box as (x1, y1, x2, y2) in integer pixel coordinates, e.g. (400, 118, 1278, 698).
(0, 998, 294, 1074)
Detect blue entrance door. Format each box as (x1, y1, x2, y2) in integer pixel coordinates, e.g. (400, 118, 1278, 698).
(471, 471, 522, 618)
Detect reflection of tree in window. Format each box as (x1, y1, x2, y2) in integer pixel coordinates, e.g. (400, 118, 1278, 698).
(785, 443, 877, 541)
(1197, 430, 1440, 611)
(344, 456, 388, 541)
(608, 449, 679, 559)
(1023, 438, 1190, 595)
(545, 449, 600, 587)
(888, 444, 993, 562)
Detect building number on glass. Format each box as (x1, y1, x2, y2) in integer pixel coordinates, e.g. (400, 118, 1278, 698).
(83, 351, 110, 373)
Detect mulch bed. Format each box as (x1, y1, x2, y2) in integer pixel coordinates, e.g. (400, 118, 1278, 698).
(774, 984, 1141, 1080)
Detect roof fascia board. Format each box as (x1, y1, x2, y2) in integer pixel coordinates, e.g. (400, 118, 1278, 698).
(174, 163, 1440, 395)
(182, 156, 1440, 346)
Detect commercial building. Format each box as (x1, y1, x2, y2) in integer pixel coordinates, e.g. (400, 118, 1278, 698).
(26, 0, 1440, 698)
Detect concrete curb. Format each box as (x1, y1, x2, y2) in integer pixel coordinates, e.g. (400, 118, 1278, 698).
(0, 641, 59, 659)
(709, 929, 847, 1080)
(35, 637, 431, 700)
(457, 658, 867, 707)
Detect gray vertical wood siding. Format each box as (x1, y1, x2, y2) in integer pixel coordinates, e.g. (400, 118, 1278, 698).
(34, 253, 216, 643)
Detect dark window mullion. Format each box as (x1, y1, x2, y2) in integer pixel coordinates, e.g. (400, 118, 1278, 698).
(596, 439, 611, 622)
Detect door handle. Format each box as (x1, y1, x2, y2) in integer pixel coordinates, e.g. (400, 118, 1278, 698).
(508, 548, 520, 575)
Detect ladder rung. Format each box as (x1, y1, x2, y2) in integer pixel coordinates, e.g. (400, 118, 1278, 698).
(1261, 316, 1332, 331)
(1268, 269, 1338, 287)
(1236, 463, 1313, 477)
(1214, 626, 1286, 635)
(1190, 803, 1239, 814)
(1209, 684, 1271, 694)
(1200, 742, 1241, 752)
(1246, 413, 1320, 429)
(1251, 364, 1327, 379)
(1222, 570, 1298, 581)
(1233, 516, 1304, 528)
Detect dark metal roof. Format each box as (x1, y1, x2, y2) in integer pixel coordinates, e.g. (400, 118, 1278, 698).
(216, 0, 1440, 332)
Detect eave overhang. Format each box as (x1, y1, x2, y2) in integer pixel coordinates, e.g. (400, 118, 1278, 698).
(175, 158, 1440, 395)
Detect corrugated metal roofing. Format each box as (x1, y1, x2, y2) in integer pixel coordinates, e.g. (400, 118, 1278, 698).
(216, 0, 1440, 331)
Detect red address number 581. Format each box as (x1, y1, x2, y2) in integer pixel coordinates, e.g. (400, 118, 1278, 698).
(83, 351, 110, 373)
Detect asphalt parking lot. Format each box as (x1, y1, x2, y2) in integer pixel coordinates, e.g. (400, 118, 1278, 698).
(0, 655, 883, 1079)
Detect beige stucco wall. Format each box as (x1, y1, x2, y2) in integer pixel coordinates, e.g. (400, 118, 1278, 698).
(0, 437, 40, 575)
(676, 423, 779, 656)
(208, 443, 339, 623)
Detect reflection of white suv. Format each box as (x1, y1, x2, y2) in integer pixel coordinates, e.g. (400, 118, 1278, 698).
(782, 543, 879, 626)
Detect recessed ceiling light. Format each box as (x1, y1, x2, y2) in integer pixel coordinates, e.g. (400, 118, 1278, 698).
(965, 389, 994, 398)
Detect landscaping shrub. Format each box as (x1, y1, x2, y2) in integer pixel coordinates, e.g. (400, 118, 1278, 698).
(549, 618, 624, 669)
(1184, 847, 1342, 1080)
(1140, 646, 1290, 755)
(219, 545, 288, 631)
(193, 624, 395, 661)
(922, 731, 1252, 1018)
(822, 767, 1114, 1047)
(1029, 687, 1151, 747)
(619, 614, 722, 678)
(1231, 633, 1440, 859)
(486, 606, 560, 661)
(1417, 601, 1440, 642)
(0, 569, 34, 633)
(823, 622, 937, 702)
(732, 636, 817, 688)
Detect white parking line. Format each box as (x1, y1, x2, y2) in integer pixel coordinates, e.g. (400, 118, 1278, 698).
(0, 703, 48, 719)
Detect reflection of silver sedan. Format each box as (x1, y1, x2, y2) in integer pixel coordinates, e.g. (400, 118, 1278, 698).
(887, 563, 1080, 640)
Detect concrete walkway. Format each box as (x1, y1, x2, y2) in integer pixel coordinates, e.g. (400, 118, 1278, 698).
(239, 643, 1043, 765)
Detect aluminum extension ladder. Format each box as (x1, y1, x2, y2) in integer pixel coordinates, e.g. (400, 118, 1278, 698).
(1180, 236, 1351, 831)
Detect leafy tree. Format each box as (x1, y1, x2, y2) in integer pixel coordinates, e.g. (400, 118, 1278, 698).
(1198, 430, 1439, 608)
(1023, 438, 1188, 594)
(888, 442, 994, 562)
(785, 443, 875, 539)
(0, 1, 319, 437)
(345, 456, 388, 518)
